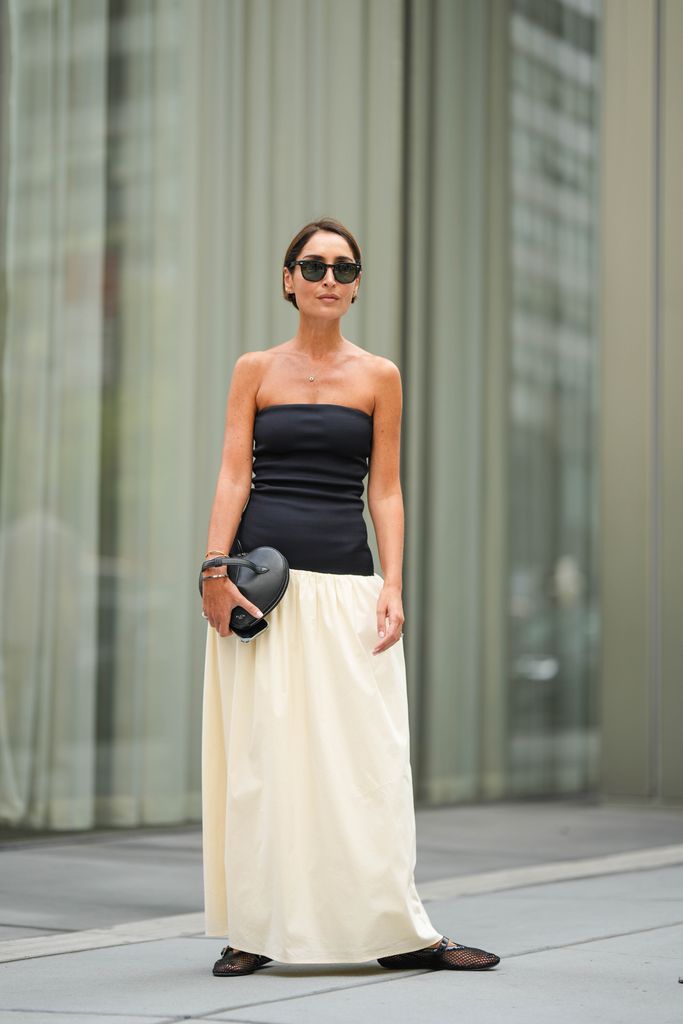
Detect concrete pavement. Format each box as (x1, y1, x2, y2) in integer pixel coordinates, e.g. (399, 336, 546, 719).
(0, 797, 681, 1023)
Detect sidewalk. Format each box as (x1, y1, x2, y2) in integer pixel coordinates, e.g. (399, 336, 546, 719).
(1, 797, 682, 1023)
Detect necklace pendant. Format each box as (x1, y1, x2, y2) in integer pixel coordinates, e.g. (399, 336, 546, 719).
(308, 375, 315, 381)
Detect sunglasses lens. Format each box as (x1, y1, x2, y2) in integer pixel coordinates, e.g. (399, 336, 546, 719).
(299, 260, 326, 282)
(333, 263, 358, 284)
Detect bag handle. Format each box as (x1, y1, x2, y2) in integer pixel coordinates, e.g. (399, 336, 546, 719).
(198, 555, 270, 597)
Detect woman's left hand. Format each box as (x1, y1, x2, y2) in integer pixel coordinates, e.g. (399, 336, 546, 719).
(373, 584, 405, 655)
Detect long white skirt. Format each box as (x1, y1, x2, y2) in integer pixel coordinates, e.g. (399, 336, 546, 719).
(201, 567, 442, 964)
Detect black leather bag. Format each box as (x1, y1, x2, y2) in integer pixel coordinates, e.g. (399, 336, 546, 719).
(198, 540, 290, 642)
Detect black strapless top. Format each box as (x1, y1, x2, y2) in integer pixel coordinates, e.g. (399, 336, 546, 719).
(234, 403, 375, 575)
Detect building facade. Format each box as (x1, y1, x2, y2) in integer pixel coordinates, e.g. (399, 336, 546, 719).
(0, 0, 679, 837)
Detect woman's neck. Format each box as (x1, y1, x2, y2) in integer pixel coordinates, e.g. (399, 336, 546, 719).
(290, 315, 344, 359)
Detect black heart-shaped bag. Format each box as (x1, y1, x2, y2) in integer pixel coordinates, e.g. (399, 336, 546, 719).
(199, 540, 290, 642)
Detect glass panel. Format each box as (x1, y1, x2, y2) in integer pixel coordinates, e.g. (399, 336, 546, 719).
(0, 0, 191, 837)
(506, 0, 602, 794)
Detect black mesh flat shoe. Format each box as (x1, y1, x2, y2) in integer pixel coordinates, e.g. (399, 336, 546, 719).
(377, 934, 500, 971)
(212, 944, 273, 976)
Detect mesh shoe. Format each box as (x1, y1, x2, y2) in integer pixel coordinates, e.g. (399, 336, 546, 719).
(377, 934, 500, 971)
(212, 945, 273, 976)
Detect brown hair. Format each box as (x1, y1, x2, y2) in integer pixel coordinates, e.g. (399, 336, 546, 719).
(282, 217, 362, 310)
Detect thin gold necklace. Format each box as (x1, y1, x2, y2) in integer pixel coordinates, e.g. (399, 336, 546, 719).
(300, 349, 341, 382)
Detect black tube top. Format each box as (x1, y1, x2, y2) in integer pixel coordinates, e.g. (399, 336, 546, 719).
(234, 403, 375, 575)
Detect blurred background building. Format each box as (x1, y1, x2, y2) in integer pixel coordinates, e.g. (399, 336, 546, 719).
(0, 0, 680, 837)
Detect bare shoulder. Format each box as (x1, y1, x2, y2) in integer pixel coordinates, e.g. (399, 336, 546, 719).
(367, 353, 402, 412)
(230, 349, 270, 390)
(237, 342, 293, 375)
(233, 349, 271, 375)
(370, 353, 402, 385)
(342, 341, 400, 389)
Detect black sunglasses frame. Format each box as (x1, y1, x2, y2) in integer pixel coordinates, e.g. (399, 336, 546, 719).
(288, 259, 362, 284)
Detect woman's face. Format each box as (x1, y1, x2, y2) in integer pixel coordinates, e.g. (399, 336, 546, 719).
(283, 230, 360, 317)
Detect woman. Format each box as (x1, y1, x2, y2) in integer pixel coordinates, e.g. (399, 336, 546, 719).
(200, 217, 500, 976)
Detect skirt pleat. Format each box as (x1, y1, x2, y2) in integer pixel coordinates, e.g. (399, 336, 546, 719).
(201, 567, 442, 964)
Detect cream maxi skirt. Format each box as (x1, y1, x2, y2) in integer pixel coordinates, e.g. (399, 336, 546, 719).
(201, 567, 442, 964)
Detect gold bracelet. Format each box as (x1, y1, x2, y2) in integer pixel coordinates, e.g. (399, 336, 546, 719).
(204, 549, 228, 558)
(202, 573, 228, 580)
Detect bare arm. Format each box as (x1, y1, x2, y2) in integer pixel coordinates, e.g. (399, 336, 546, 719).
(367, 358, 404, 591)
(202, 352, 265, 634)
(367, 359, 405, 654)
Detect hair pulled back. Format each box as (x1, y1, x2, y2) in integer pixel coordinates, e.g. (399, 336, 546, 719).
(282, 217, 362, 310)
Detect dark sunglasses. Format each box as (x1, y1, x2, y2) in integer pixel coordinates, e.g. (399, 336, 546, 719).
(288, 259, 361, 284)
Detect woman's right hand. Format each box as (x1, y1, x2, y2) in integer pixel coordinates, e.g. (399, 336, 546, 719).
(202, 574, 264, 637)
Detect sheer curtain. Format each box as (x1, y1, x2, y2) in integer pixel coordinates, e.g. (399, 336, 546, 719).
(0, 0, 203, 830)
(95, 0, 200, 826)
(0, 0, 107, 828)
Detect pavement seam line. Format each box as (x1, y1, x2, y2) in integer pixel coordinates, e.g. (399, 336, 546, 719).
(188, 971, 438, 1018)
(498, 917, 683, 959)
(418, 842, 683, 900)
(1, 843, 682, 963)
(0, 1010, 186, 1021)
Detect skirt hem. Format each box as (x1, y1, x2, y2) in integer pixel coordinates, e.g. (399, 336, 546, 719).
(202, 929, 445, 965)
